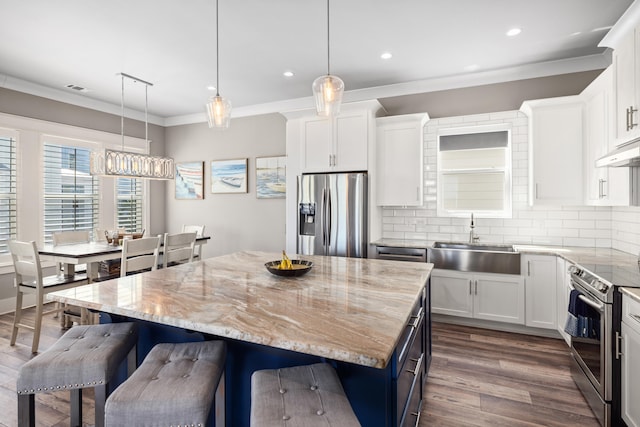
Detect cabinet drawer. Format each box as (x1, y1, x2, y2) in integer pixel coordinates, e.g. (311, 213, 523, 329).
(623, 294, 640, 329)
(400, 378, 423, 427)
(396, 316, 423, 425)
(396, 300, 424, 373)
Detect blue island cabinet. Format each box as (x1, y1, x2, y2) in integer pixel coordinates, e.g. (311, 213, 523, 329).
(103, 283, 430, 427)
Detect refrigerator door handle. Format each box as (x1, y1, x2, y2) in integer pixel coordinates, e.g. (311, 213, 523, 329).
(326, 188, 332, 247)
(321, 188, 327, 246)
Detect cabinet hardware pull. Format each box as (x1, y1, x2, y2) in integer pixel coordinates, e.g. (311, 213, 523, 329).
(410, 410, 421, 427)
(406, 353, 424, 377)
(408, 307, 423, 329)
(416, 187, 419, 201)
(601, 179, 607, 198)
(616, 331, 623, 359)
(626, 107, 631, 131)
(469, 280, 472, 295)
(631, 313, 640, 325)
(474, 280, 478, 295)
(630, 106, 638, 131)
(527, 261, 530, 276)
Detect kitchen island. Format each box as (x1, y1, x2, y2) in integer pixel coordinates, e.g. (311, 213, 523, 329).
(49, 250, 433, 427)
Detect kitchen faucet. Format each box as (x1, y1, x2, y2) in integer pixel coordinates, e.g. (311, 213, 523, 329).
(469, 213, 479, 244)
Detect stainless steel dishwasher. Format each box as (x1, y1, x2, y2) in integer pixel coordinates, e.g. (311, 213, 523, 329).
(375, 245, 427, 262)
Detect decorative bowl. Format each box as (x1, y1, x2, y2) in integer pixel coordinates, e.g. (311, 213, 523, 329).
(265, 259, 313, 277)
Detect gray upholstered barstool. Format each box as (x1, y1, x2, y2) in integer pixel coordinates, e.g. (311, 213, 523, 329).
(250, 363, 361, 427)
(105, 340, 227, 427)
(17, 322, 138, 427)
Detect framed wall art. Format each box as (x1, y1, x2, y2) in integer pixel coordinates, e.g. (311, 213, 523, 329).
(256, 155, 286, 199)
(211, 158, 248, 194)
(175, 161, 204, 200)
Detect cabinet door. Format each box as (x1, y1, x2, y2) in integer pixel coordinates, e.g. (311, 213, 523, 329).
(529, 101, 583, 205)
(523, 255, 557, 329)
(431, 270, 473, 318)
(613, 29, 639, 145)
(622, 320, 640, 427)
(584, 89, 611, 205)
(473, 274, 525, 324)
(555, 257, 571, 345)
(334, 112, 368, 172)
(376, 121, 423, 206)
(301, 117, 330, 172)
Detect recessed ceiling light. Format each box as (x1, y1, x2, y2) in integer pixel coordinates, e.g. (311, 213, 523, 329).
(283, 71, 294, 77)
(464, 64, 479, 72)
(207, 85, 216, 91)
(380, 52, 392, 60)
(591, 26, 612, 33)
(506, 28, 521, 37)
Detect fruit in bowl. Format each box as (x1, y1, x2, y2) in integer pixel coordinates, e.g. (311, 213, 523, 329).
(265, 251, 313, 277)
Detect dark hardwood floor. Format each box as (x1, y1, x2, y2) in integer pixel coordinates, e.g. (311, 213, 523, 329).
(424, 322, 600, 427)
(0, 307, 599, 426)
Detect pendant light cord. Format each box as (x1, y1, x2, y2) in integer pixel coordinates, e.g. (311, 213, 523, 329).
(326, 0, 330, 76)
(216, 0, 220, 97)
(121, 74, 125, 151)
(145, 85, 148, 143)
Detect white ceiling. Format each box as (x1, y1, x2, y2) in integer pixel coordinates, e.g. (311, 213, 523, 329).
(0, 0, 634, 125)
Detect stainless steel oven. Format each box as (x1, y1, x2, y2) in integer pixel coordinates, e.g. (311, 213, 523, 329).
(568, 266, 613, 427)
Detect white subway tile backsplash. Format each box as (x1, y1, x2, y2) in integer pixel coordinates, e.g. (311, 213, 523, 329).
(378, 110, 640, 255)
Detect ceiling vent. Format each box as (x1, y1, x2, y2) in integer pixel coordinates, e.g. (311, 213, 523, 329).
(65, 84, 89, 93)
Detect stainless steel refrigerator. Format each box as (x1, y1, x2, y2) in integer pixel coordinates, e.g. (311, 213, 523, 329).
(297, 172, 367, 258)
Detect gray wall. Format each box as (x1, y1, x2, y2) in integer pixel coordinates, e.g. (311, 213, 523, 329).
(164, 114, 287, 258)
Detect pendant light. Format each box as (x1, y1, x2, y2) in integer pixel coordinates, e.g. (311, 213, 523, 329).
(206, 0, 232, 128)
(90, 73, 175, 180)
(312, 0, 344, 116)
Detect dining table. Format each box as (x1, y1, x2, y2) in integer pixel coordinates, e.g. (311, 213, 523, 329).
(38, 236, 210, 282)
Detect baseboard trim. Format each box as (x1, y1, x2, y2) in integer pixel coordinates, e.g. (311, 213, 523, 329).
(432, 314, 563, 339)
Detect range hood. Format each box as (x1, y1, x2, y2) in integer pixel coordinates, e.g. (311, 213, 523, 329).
(596, 140, 640, 167)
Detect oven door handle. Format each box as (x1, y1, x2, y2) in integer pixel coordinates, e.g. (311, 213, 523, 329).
(578, 294, 605, 313)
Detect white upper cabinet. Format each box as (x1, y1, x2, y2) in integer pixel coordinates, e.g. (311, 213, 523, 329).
(582, 67, 630, 206)
(600, 2, 640, 147)
(521, 97, 584, 206)
(300, 110, 370, 173)
(376, 113, 428, 206)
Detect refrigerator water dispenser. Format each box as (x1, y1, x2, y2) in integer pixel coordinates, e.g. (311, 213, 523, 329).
(299, 203, 316, 236)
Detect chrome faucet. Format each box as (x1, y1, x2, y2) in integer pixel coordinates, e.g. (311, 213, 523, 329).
(469, 213, 479, 244)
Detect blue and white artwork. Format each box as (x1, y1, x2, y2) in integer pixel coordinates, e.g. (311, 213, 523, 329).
(211, 158, 247, 194)
(256, 156, 286, 199)
(175, 161, 204, 200)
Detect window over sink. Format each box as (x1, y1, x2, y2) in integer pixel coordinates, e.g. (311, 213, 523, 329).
(437, 124, 512, 218)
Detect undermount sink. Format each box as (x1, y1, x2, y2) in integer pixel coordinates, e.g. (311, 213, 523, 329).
(429, 241, 521, 275)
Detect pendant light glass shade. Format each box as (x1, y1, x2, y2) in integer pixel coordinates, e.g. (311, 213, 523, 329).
(312, 74, 344, 117)
(90, 72, 174, 180)
(313, 0, 343, 116)
(205, 0, 232, 129)
(206, 94, 232, 129)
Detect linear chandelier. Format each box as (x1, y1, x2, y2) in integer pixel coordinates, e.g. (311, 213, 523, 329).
(90, 73, 174, 179)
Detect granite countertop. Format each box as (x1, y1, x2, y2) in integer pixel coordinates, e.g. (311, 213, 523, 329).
(48, 250, 432, 369)
(620, 287, 640, 304)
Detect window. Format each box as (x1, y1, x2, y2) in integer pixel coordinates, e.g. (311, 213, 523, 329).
(116, 177, 144, 233)
(0, 133, 17, 254)
(43, 143, 99, 244)
(437, 126, 512, 218)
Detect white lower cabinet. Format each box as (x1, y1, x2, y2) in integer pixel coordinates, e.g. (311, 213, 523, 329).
(431, 269, 525, 325)
(622, 294, 640, 427)
(523, 254, 557, 329)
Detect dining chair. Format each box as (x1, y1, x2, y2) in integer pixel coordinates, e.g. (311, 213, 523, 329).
(52, 230, 91, 327)
(162, 232, 197, 268)
(182, 224, 205, 259)
(120, 235, 161, 277)
(8, 240, 89, 353)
